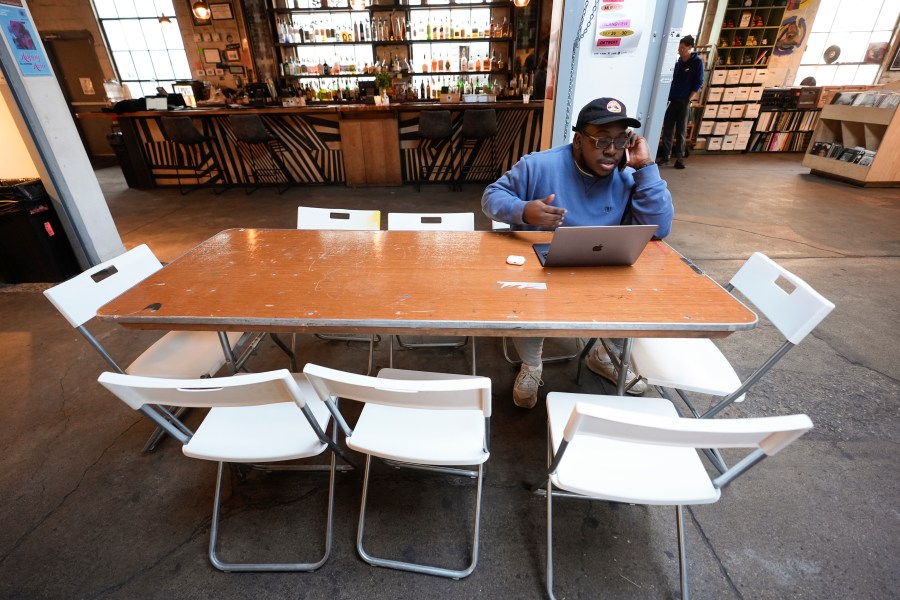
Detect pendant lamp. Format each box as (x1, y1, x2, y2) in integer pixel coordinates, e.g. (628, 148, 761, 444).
(192, 0, 211, 20)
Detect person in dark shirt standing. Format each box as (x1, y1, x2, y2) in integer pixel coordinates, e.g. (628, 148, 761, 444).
(657, 35, 704, 169)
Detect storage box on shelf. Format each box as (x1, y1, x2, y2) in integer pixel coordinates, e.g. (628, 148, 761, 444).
(748, 86, 821, 152)
(801, 86, 900, 187)
(716, 0, 788, 69)
(693, 0, 788, 150)
(270, 0, 521, 102)
(695, 67, 765, 152)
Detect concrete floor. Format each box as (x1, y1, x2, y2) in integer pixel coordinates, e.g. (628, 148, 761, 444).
(1, 153, 898, 599)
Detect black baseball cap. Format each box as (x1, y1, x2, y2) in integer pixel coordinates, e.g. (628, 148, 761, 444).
(573, 97, 641, 131)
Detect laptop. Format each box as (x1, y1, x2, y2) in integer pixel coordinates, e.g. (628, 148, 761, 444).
(532, 224, 658, 267)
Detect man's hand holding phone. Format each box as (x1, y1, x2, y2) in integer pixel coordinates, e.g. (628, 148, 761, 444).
(622, 132, 653, 170)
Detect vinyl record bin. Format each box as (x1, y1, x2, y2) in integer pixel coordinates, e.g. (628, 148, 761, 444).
(0, 179, 81, 283)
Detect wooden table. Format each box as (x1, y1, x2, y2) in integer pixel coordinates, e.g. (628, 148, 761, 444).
(98, 229, 756, 340)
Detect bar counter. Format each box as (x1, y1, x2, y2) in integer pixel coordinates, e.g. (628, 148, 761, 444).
(111, 100, 544, 188)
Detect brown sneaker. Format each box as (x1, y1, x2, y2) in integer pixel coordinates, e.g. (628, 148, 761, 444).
(513, 363, 543, 408)
(585, 346, 647, 396)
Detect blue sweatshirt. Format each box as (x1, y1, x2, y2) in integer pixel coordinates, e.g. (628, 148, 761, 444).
(481, 144, 674, 238)
(669, 51, 704, 101)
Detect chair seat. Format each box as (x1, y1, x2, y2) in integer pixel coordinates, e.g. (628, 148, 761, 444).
(630, 337, 745, 401)
(349, 368, 489, 466)
(185, 393, 331, 463)
(126, 331, 244, 378)
(349, 404, 488, 466)
(547, 393, 720, 505)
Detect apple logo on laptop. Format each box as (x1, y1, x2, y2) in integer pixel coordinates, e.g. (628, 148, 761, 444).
(592, 244, 604, 252)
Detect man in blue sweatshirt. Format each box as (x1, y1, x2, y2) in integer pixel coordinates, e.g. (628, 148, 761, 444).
(658, 35, 704, 169)
(482, 97, 674, 408)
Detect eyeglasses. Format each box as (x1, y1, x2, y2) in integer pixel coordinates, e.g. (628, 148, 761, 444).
(580, 131, 631, 150)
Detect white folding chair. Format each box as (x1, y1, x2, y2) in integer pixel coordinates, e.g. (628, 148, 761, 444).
(297, 206, 382, 231)
(303, 363, 491, 579)
(629, 252, 833, 470)
(98, 369, 354, 572)
(386, 212, 475, 232)
(386, 212, 476, 372)
(43, 244, 260, 452)
(540, 390, 813, 600)
(296, 206, 383, 374)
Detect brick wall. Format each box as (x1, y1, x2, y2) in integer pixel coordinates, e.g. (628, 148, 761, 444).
(28, 0, 115, 80)
(27, 0, 276, 95)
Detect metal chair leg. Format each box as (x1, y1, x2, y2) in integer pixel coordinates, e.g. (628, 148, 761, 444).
(141, 406, 191, 452)
(676, 504, 690, 600)
(389, 334, 476, 375)
(576, 337, 643, 395)
(575, 338, 598, 384)
(356, 455, 483, 579)
(208, 457, 336, 572)
(266, 141, 293, 194)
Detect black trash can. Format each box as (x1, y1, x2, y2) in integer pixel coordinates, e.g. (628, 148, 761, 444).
(106, 131, 147, 189)
(0, 179, 81, 283)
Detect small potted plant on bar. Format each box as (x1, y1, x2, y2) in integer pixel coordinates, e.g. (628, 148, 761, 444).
(375, 71, 393, 105)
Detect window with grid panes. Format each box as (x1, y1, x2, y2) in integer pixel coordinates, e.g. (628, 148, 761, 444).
(93, 0, 192, 98)
(683, 0, 707, 40)
(794, 0, 899, 86)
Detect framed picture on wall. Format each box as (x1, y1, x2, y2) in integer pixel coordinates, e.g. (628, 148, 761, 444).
(228, 65, 246, 75)
(202, 48, 222, 64)
(890, 44, 900, 71)
(210, 3, 234, 21)
(225, 49, 240, 62)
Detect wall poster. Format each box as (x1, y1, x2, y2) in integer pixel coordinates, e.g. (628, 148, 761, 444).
(593, 0, 643, 57)
(0, 0, 52, 77)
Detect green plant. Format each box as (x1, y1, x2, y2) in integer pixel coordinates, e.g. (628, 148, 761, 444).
(375, 71, 393, 91)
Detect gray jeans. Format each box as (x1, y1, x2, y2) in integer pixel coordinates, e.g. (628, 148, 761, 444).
(512, 337, 618, 368)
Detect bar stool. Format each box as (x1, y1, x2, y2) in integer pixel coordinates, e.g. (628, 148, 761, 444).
(416, 110, 455, 191)
(228, 114, 293, 194)
(160, 116, 226, 195)
(457, 109, 498, 188)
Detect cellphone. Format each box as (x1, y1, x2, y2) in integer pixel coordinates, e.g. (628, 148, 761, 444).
(618, 132, 633, 172)
(618, 147, 629, 172)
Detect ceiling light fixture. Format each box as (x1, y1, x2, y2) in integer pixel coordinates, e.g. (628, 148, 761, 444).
(192, 0, 211, 20)
(513, 0, 530, 7)
(158, 14, 172, 27)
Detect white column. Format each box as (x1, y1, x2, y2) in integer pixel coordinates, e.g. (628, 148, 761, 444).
(0, 0, 123, 267)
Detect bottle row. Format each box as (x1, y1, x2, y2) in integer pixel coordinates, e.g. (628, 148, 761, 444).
(280, 47, 508, 77)
(272, 0, 503, 10)
(275, 13, 509, 44)
(281, 73, 533, 103)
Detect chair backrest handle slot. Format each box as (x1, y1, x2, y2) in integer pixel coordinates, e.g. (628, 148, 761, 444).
(91, 265, 118, 283)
